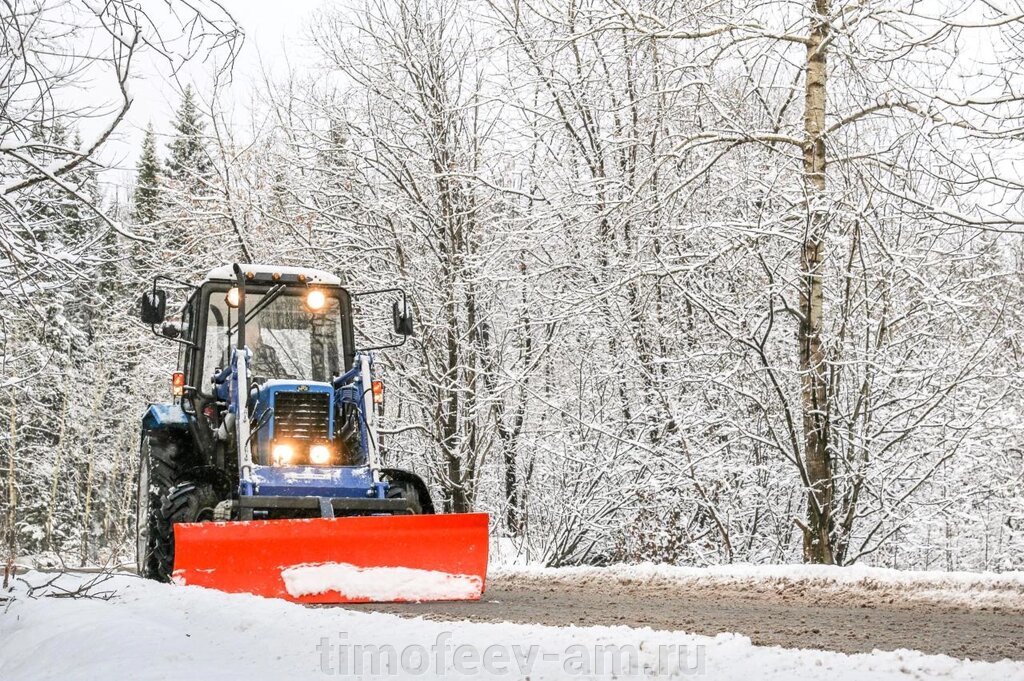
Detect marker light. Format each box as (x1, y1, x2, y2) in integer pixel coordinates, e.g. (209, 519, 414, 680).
(272, 442, 295, 465)
(305, 288, 326, 312)
(225, 287, 240, 308)
(171, 371, 185, 397)
(309, 444, 331, 465)
(372, 380, 384, 405)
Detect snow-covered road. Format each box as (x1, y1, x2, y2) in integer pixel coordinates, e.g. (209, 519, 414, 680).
(2, 568, 1023, 680)
(348, 563, 1024, 662)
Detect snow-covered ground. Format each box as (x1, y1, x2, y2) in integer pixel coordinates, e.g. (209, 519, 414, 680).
(2, 569, 1023, 681)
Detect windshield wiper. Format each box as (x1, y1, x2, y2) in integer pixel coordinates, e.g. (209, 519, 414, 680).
(229, 284, 285, 336)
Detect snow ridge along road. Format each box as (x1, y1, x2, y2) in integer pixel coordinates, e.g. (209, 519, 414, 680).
(2, 565, 1023, 680)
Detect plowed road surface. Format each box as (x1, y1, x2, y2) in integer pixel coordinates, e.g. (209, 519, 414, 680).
(342, 572, 1024, 662)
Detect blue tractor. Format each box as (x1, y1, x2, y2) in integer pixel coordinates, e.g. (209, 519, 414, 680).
(136, 264, 487, 602)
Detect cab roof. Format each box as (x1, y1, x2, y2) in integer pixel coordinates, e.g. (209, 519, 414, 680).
(202, 264, 342, 286)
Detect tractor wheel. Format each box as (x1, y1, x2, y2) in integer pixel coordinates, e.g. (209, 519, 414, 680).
(386, 480, 423, 515)
(149, 482, 220, 583)
(136, 433, 186, 579)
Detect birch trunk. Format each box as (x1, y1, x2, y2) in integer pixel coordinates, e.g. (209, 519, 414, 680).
(4, 390, 16, 587)
(799, 0, 836, 563)
(80, 367, 107, 565)
(45, 382, 69, 550)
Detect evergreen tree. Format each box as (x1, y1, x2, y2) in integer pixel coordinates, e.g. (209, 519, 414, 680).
(165, 86, 213, 192)
(64, 129, 102, 245)
(22, 120, 70, 244)
(132, 124, 161, 225)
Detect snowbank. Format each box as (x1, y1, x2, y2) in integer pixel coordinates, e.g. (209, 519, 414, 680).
(2, 571, 1022, 681)
(489, 562, 1024, 610)
(281, 562, 483, 601)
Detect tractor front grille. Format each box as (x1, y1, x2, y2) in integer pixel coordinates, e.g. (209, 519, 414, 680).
(273, 391, 330, 440)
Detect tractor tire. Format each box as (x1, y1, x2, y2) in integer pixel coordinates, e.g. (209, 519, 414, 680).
(136, 433, 187, 579)
(149, 482, 220, 583)
(386, 480, 423, 515)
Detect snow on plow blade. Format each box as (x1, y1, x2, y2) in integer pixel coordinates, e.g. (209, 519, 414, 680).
(172, 513, 489, 603)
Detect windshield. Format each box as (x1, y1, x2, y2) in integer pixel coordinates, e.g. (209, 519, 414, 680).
(204, 288, 345, 384)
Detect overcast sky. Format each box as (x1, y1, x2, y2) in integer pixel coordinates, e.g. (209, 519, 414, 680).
(101, 0, 326, 197)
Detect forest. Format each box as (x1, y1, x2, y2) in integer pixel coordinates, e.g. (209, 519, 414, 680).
(2, 0, 1023, 572)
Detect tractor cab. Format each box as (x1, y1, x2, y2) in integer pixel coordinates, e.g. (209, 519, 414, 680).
(171, 264, 357, 388)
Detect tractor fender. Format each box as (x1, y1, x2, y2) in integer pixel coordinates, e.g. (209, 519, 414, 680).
(142, 403, 190, 432)
(379, 468, 436, 515)
(141, 404, 225, 475)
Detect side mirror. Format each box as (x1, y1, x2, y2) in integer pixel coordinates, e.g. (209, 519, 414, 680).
(392, 300, 414, 336)
(140, 290, 167, 325)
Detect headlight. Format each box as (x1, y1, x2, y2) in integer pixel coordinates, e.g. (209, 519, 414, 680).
(309, 444, 331, 465)
(225, 287, 240, 308)
(305, 288, 326, 312)
(271, 442, 294, 465)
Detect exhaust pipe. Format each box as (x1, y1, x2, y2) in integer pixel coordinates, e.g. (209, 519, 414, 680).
(232, 264, 253, 482)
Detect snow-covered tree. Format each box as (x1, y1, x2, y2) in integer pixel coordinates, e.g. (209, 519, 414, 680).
(165, 86, 214, 193)
(132, 125, 162, 227)
(1, 0, 239, 569)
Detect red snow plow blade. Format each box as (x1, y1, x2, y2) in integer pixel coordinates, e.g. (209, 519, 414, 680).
(172, 513, 489, 604)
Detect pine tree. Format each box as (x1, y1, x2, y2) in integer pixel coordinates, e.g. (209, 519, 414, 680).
(165, 86, 213, 192)
(64, 129, 102, 245)
(22, 120, 69, 244)
(132, 124, 161, 225)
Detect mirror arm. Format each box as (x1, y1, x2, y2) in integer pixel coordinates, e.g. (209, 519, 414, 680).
(351, 286, 414, 340)
(148, 324, 198, 348)
(351, 286, 407, 298)
(355, 334, 409, 353)
(153, 274, 199, 293)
